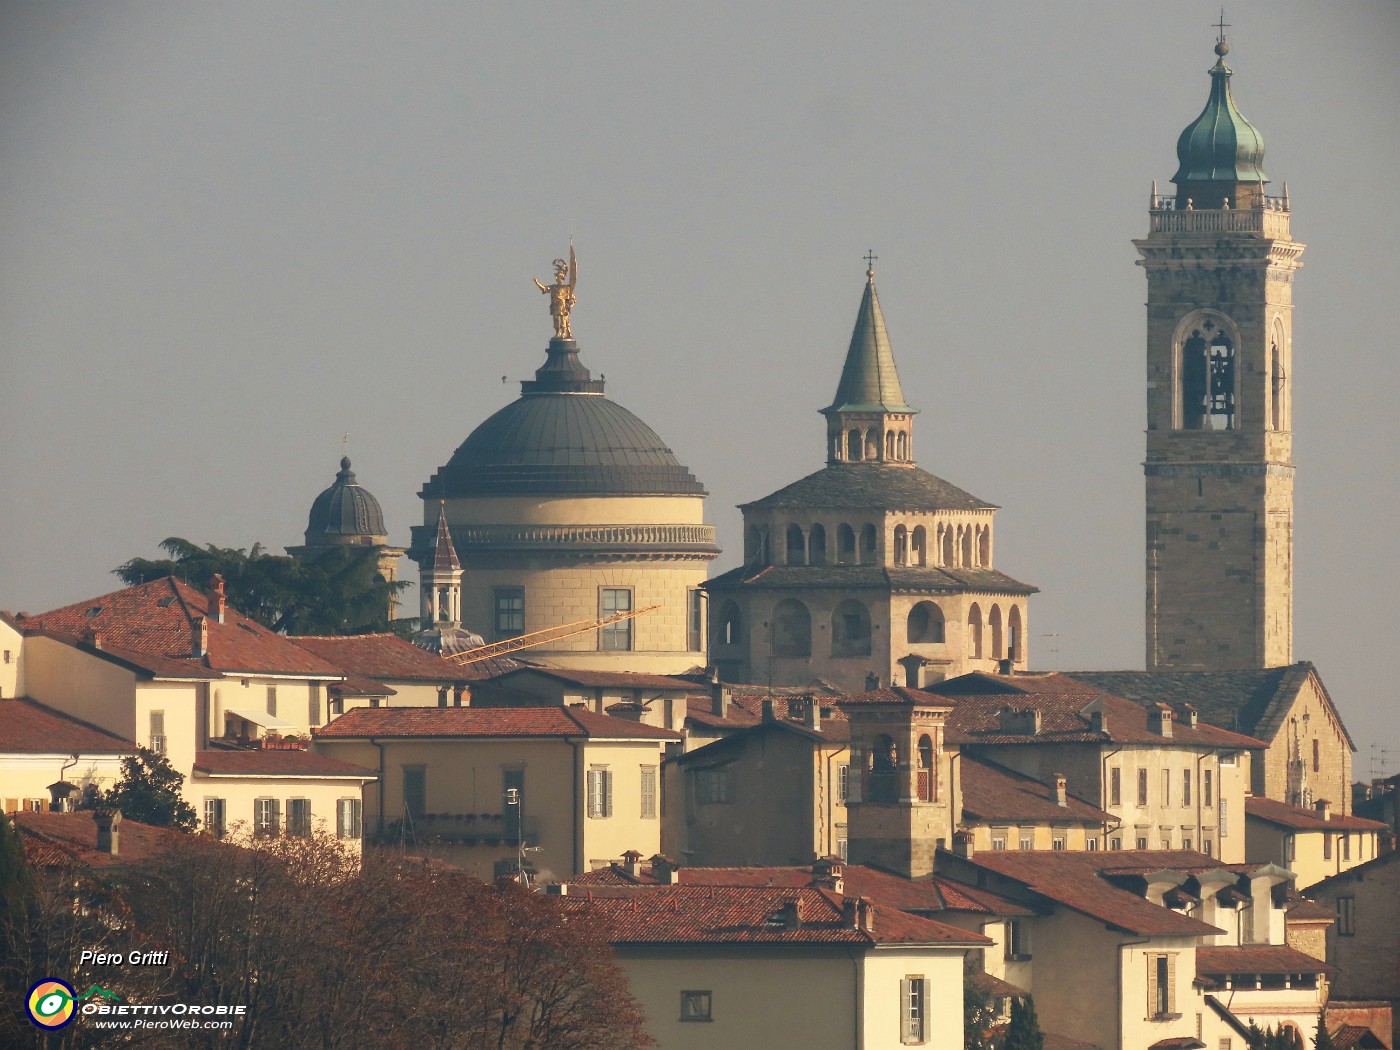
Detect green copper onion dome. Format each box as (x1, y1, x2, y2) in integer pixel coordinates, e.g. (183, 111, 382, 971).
(1172, 41, 1268, 185)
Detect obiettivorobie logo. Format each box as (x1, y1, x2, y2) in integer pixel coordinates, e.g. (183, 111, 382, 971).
(26, 980, 123, 1029)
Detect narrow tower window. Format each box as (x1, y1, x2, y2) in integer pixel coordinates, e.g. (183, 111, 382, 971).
(809, 524, 827, 565)
(785, 524, 806, 566)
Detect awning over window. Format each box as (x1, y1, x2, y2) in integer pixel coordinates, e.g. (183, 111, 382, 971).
(224, 708, 296, 730)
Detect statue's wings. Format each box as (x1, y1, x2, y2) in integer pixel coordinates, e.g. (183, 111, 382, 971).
(567, 243, 578, 290)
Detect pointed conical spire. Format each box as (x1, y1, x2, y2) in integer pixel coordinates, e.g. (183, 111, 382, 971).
(431, 502, 461, 573)
(826, 264, 912, 415)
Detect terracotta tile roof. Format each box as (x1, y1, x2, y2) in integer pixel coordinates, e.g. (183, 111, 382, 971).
(21, 629, 220, 680)
(961, 756, 1113, 824)
(13, 811, 187, 869)
(1331, 1025, 1389, 1050)
(682, 697, 762, 729)
(1284, 898, 1336, 921)
(970, 971, 1027, 998)
(0, 698, 136, 754)
(313, 705, 680, 741)
(193, 750, 376, 778)
(1245, 797, 1386, 833)
(566, 884, 990, 946)
(959, 850, 1226, 936)
(838, 686, 957, 708)
(290, 633, 472, 683)
(568, 861, 1035, 916)
(24, 578, 343, 679)
(928, 673, 1266, 749)
(487, 667, 698, 691)
(706, 562, 1038, 597)
(1196, 945, 1336, 976)
(328, 672, 398, 697)
(1148, 1039, 1206, 1050)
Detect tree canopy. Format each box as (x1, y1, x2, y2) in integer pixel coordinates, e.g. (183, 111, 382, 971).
(98, 747, 199, 831)
(1004, 995, 1045, 1050)
(115, 537, 407, 635)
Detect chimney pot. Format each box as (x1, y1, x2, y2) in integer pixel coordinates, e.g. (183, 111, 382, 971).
(93, 808, 122, 855)
(191, 615, 208, 658)
(650, 854, 680, 885)
(1315, 799, 1331, 822)
(1180, 704, 1199, 729)
(779, 900, 800, 930)
(762, 699, 777, 722)
(711, 681, 730, 718)
(864, 672, 880, 691)
(210, 574, 226, 624)
(1053, 773, 1067, 807)
(952, 830, 975, 859)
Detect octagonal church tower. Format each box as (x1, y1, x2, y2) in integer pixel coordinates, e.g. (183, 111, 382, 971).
(411, 253, 718, 673)
(706, 263, 1036, 693)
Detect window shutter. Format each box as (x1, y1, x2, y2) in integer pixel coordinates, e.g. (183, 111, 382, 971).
(272, 799, 282, 836)
(1167, 954, 1177, 1014)
(901, 978, 914, 1042)
(1147, 956, 1158, 1016)
(605, 770, 614, 817)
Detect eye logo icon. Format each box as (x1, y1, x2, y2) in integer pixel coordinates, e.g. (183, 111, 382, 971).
(27, 978, 77, 1029)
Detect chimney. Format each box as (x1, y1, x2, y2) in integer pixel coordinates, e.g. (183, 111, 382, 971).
(191, 615, 208, 658)
(952, 830, 975, 859)
(81, 628, 103, 649)
(778, 900, 800, 930)
(1148, 704, 1173, 738)
(1315, 799, 1331, 822)
(864, 672, 881, 691)
(650, 854, 680, 885)
(209, 574, 226, 624)
(998, 706, 1041, 735)
(1180, 704, 1199, 729)
(898, 655, 924, 690)
(711, 681, 731, 719)
(545, 883, 568, 896)
(856, 897, 875, 933)
(621, 849, 644, 877)
(47, 781, 79, 813)
(800, 696, 821, 732)
(997, 657, 1013, 675)
(1052, 773, 1067, 807)
(842, 897, 860, 929)
(1089, 703, 1108, 736)
(811, 857, 844, 893)
(94, 808, 122, 855)
(762, 699, 778, 723)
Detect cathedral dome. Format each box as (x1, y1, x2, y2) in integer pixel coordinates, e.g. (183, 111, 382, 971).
(1172, 43, 1267, 186)
(305, 457, 388, 543)
(425, 339, 706, 498)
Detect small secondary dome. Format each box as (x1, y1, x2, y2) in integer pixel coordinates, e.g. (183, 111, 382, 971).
(1172, 41, 1268, 185)
(424, 338, 706, 498)
(305, 457, 388, 543)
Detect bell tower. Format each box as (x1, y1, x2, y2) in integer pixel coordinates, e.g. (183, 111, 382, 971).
(1134, 33, 1304, 670)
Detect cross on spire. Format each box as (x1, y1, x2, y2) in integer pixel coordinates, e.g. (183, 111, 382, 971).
(864, 249, 878, 279)
(1214, 8, 1230, 44)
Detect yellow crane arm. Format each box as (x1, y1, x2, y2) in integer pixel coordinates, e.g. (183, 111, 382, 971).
(445, 605, 659, 665)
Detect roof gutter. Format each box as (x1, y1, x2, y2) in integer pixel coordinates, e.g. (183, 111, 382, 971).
(371, 738, 386, 838)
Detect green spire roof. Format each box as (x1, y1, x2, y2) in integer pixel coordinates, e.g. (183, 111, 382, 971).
(1172, 41, 1268, 185)
(825, 268, 914, 415)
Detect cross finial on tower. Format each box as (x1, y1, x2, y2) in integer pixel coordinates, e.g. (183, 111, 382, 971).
(341, 432, 350, 457)
(1214, 8, 1230, 45)
(864, 249, 878, 280)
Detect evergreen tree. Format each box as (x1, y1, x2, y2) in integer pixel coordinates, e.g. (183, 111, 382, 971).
(1314, 1009, 1337, 1050)
(963, 976, 996, 1050)
(104, 748, 198, 830)
(1004, 995, 1045, 1050)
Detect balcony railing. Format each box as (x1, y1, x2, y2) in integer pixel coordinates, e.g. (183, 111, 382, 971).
(1148, 195, 1291, 239)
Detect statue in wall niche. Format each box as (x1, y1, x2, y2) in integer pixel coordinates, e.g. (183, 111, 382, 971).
(533, 243, 578, 340)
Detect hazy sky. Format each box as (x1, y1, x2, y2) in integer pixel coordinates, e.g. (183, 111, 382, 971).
(3, 3, 1398, 771)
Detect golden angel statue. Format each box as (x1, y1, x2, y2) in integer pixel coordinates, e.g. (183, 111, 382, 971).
(533, 244, 578, 339)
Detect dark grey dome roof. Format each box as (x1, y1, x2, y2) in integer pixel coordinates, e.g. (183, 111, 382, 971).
(305, 457, 388, 541)
(424, 339, 706, 498)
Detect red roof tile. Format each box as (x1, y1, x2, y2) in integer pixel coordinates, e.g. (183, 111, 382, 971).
(960, 850, 1226, 936)
(565, 885, 990, 946)
(1245, 797, 1387, 833)
(13, 811, 187, 868)
(488, 667, 698, 691)
(0, 698, 136, 754)
(313, 705, 680, 741)
(290, 634, 472, 683)
(568, 861, 1035, 916)
(24, 578, 343, 678)
(961, 757, 1113, 824)
(1285, 898, 1336, 921)
(838, 686, 957, 709)
(1196, 945, 1335, 976)
(194, 750, 376, 778)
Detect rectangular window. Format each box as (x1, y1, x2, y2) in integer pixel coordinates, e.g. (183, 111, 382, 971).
(254, 797, 281, 838)
(1136, 836, 1149, 850)
(1312, 738, 1320, 773)
(901, 976, 927, 1044)
(1161, 833, 1172, 850)
(1182, 837, 1193, 851)
(1110, 837, 1122, 850)
(1138, 768, 1149, 807)
(308, 686, 321, 727)
(1110, 767, 1122, 806)
(695, 767, 734, 804)
(1183, 769, 1192, 807)
(641, 766, 658, 819)
(403, 766, 426, 819)
(587, 768, 613, 818)
(687, 589, 703, 652)
(1087, 836, 1099, 851)
(203, 798, 226, 838)
(1163, 769, 1171, 807)
(286, 798, 311, 838)
(680, 991, 712, 1022)
(1220, 797, 1229, 837)
(1204, 769, 1214, 807)
(1336, 896, 1355, 936)
(1005, 920, 1031, 960)
(1148, 953, 1177, 1018)
(1052, 836, 1066, 850)
(836, 825, 848, 862)
(991, 837, 1007, 851)
(599, 588, 633, 651)
(336, 798, 362, 840)
(330, 696, 344, 716)
(1342, 834, 1350, 861)
(838, 764, 850, 803)
(266, 686, 277, 717)
(1019, 835, 1032, 851)
(1203, 839, 1214, 857)
(1323, 833, 1332, 860)
(149, 710, 167, 756)
(1221, 1041, 1233, 1050)
(494, 587, 525, 639)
